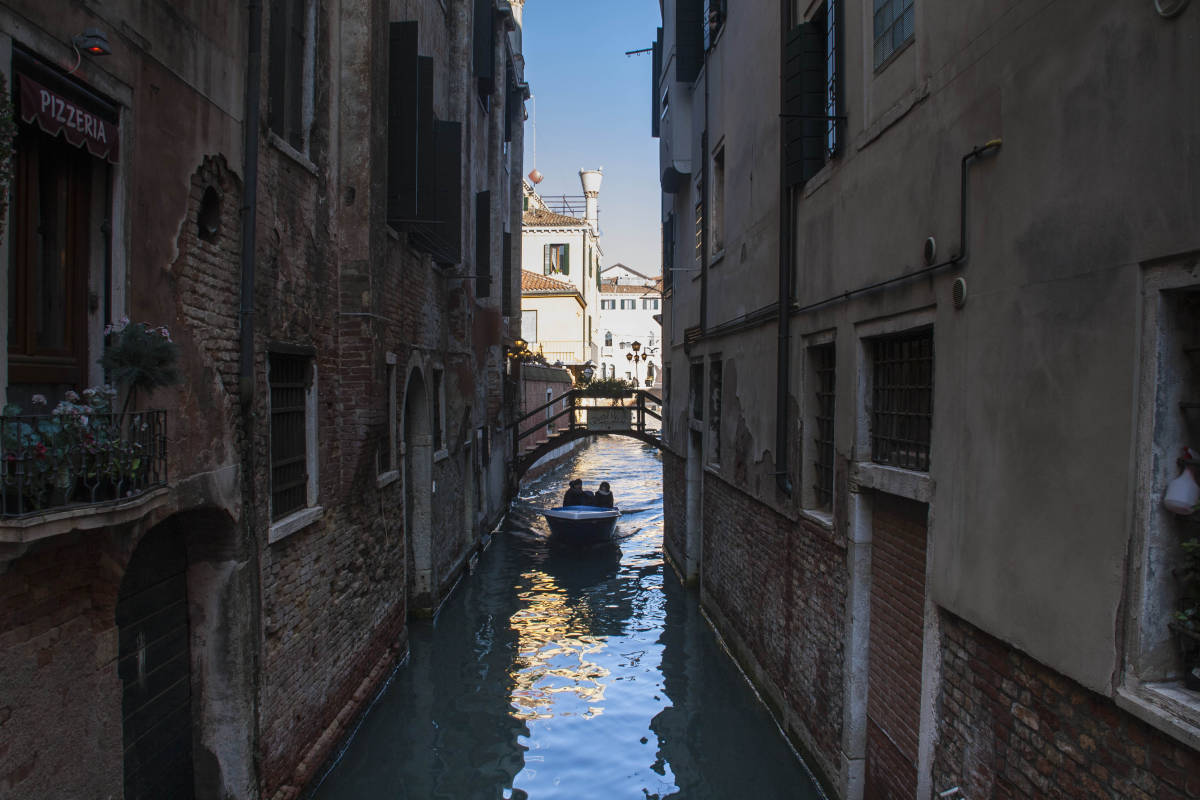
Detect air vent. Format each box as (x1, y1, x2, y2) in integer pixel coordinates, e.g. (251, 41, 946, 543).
(952, 277, 967, 309)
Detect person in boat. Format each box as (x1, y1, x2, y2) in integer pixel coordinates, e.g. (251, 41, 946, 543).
(590, 481, 615, 508)
(563, 478, 593, 507)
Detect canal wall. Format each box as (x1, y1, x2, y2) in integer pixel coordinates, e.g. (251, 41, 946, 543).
(698, 471, 848, 794)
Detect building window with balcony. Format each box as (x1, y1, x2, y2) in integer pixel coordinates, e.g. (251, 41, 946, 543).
(873, 0, 914, 69)
(268, 0, 317, 153)
(270, 350, 318, 524)
(870, 329, 932, 471)
(544, 243, 569, 275)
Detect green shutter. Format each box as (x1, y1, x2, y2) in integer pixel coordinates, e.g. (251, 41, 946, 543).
(544, 244, 551, 274)
(562, 244, 569, 275)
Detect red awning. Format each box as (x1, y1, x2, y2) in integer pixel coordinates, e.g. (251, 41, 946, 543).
(19, 73, 119, 163)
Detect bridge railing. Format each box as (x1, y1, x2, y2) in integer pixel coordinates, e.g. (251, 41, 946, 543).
(510, 389, 662, 459)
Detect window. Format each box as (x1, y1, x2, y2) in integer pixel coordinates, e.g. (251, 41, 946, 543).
(873, 0, 914, 69)
(662, 212, 675, 292)
(870, 329, 932, 471)
(709, 356, 722, 464)
(651, 27, 663, 138)
(703, 0, 726, 50)
(473, 0, 495, 108)
(643, 298, 660, 310)
(601, 299, 616, 310)
(690, 361, 704, 421)
(604, 332, 613, 347)
(712, 146, 725, 253)
(8, 121, 96, 391)
(546, 387, 554, 434)
(502, 231, 513, 315)
(544, 243, 569, 275)
(809, 343, 836, 510)
(432, 368, 445, 451)
(676, 0, 704, 82)
(268, 0, 315, 153)
(379, 356, 398, 475)
(270, 351, 317, 521)
(620, 299, 636, 310)
(523, 309, 538, 342)
(783, 1, 843, 187)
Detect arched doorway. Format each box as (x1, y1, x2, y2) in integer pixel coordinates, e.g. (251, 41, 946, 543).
(118, 525, 195, 799)
(404, 368, 434, 610)
(117, 510, 257, 800)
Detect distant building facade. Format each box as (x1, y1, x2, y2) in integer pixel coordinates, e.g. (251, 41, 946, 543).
(654, 1, 1200, 799)
(0, 0, 527, 797)
(520, 270, 588, 363)
(597, 264, 662, 388)
(520, 173, 604, 366)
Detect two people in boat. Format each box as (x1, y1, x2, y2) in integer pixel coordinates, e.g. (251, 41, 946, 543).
(563, 478, 615, 508)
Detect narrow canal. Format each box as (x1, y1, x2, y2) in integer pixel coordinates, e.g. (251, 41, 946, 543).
(311, 436, 824, 799)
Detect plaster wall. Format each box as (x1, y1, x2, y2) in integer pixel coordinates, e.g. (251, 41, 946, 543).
(522, 293, 586, 361)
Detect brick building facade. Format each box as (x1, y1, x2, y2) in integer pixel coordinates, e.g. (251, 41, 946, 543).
(654, 0, 1200, 798)
(0, 1, 527, 797)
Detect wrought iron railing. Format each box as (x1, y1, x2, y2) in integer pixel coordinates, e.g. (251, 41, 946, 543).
(1, 410, 168, 518)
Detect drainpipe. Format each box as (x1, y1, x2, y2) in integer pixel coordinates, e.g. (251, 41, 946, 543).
(774, 0, 793, 494)
(240, 0, 262, 410)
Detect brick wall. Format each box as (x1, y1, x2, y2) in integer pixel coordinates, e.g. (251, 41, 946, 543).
(662, 449, 687, 575)
(700, 472, 847, 785)
(934, 611, 1200, 799)
(866, 493, 928, 799)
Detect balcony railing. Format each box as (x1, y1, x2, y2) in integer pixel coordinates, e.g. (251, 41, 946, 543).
(1, 410, 167, 518)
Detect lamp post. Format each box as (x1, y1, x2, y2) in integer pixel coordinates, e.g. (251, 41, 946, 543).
(626, 341, 648, 385)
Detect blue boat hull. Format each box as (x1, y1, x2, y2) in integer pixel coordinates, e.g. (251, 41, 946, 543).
(542, 505, 620, 544)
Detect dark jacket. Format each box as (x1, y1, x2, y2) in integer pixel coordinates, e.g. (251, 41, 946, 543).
(564, 486, 592, 506)
(590, 490, 614, 508)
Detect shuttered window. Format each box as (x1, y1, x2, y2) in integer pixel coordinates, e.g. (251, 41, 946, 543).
(676, 0, 704, 83)
(474, 0, 495, 106)
(783, 2, 841, 187)
(502, 231, 513, 315)
(387, 22, 422, 225)
(270, 352, 312, 520)
(662, 211, 675, 292)
(651, 28, 663, 137)
(267, 0, 311, 152)
(544, 243, 569, 275)
(476, 191, 492, 298)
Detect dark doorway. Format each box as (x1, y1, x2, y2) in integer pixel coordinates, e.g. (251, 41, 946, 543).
(118, 526, 195, 800)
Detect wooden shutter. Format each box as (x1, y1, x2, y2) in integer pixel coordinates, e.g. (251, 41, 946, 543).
(387, 22, 420, 224)
(415, 57, 435, 220)
(476, 191, 492, 298)
(432, 120, 462, 264)
(562, 244, 569, 275)
(676, 0, 703, 83)
(502, 231, 513, 314)
(651, 29, 663, 138)
(543, 244, 551, 274)
(473, 0, 495, 85)
(662, 211, 675, 291)
(784, 20, 827, 186)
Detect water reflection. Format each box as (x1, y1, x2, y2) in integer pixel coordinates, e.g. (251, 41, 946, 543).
(311, 437, 822, 800)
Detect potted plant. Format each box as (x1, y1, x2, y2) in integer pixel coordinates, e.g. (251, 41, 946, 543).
(99, 318, 180, 414)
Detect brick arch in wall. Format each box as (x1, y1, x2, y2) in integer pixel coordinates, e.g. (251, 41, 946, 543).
(117, 507, 257, 800)
(170, 156, 244, 408)
(403, 363, 434, 612)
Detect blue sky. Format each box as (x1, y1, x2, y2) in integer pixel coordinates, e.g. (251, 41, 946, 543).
(521, 1, 663, 276)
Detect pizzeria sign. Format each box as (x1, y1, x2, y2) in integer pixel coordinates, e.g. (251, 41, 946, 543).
(19, 73, 119, 163)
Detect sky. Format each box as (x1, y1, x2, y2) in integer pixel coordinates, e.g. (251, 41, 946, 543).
(520, 1, 663, 276)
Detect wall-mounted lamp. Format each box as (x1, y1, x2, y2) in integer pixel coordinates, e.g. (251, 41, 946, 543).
(73, 28, 112, 56)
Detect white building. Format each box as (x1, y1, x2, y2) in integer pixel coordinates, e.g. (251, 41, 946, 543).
(597, 264, 662, 388)
(520, 171, 605, 366)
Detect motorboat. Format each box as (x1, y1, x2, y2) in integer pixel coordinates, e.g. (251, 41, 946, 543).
(540, 505, 621, 544)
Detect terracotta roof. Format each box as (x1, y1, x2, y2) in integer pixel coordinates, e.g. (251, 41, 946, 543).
(522, 207, 588, 227)
(521, 270, 578, 293)
(600, 277, 660, 295)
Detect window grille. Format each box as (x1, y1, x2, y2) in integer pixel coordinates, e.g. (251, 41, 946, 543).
(871, 330, 933, 471)
(709, 356, 722, 463)
(690, 361, 704, 420)
(873, 0, 914, 68)
(811, 343, 836, 509)
(270, 353, 310, 520)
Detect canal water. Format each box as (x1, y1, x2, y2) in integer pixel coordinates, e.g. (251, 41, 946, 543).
(311, 436, 824, 799)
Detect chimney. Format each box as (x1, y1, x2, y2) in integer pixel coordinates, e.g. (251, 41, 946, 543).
(579, 168, 602, 233)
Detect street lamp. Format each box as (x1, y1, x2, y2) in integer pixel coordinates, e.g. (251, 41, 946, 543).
(626, 341, 648, 385)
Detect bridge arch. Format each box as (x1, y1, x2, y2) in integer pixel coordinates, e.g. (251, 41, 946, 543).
(509, 389, 664, 483)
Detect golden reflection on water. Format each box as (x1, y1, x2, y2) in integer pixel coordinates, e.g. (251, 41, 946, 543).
(508, 568, 610, 721)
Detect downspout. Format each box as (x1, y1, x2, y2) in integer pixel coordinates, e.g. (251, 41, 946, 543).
(240, 1, 262, 410)
(774, 0, 793, 493)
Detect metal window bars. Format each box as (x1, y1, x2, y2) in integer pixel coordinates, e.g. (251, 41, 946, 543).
(871, 330, 933, 471)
